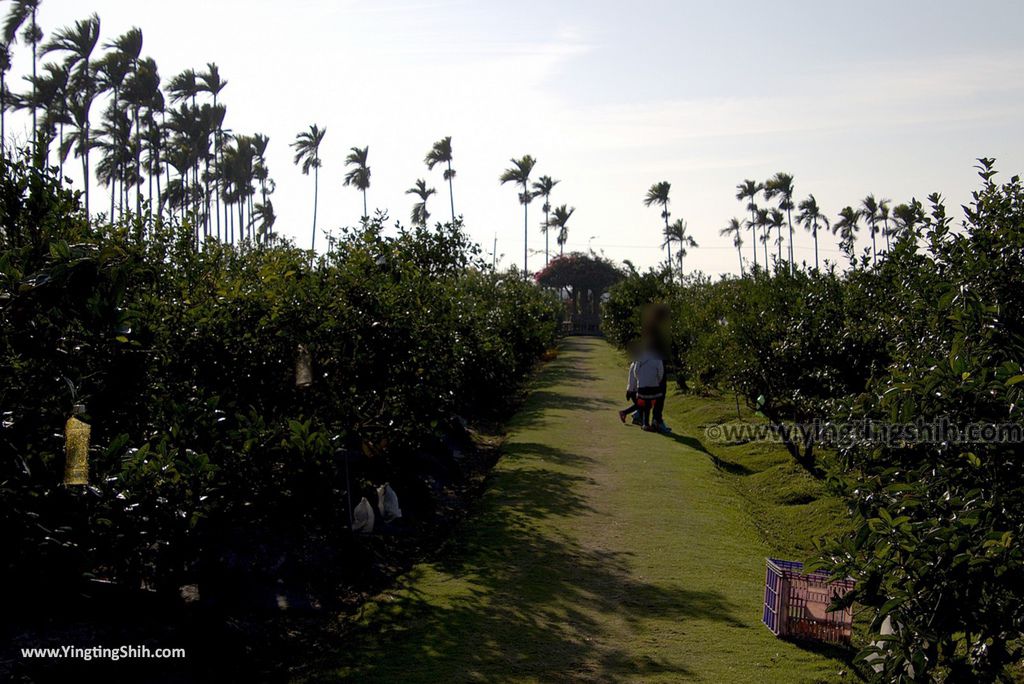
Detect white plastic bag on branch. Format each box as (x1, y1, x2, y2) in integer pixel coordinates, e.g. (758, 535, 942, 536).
(352, 496, 375, 534)
(295, 344, 313, 388)
(376, 483, 402, 522)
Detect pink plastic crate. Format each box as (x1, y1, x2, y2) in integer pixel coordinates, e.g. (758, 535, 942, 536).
(763, 558, 855, 645)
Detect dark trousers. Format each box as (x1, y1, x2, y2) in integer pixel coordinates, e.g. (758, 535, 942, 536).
(637, 387, 664, 427)
(652, 378, 667, 424)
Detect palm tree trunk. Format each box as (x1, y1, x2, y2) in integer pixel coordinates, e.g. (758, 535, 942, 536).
(787, 208, 794, 274)
(161, 111, 170, 219)
(523, 197, 529, 277)
(213, 109, 221, 239)
(749, 208, 757, 269)
(544, 206, 550, 265)
(134, 106, 142, 218)
(214, 147, 221, 240)
(813, 225, 819, 271)
(762, 228, 768, 267)
(362, 188, 367, 219)
(1, 71, 6, 158)
(203, 157, 211, 238)
(311, 164, 319, 251)
(83, 129, 91, 217)
(194, 163, 201, 225)
(447, 160, 455, 221)
(736, 244, 743, 275)
(663, 211, 671, 281)
(30, 13, 37, 160)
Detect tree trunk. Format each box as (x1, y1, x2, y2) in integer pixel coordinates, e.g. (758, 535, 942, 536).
(30, 14, 37, 160)
(544, 206, 550, 265)
(134, 105, 142, 219)
(750, 208, 757, 269)
(362, 188, 367, 220)
(203, 156, 211, 238)
(787, 207, 794, 274)
(83, 130, 90, 217)
(813, 225, 819, 271)
(523, 197, 529, 277)
(1, 71, 6, 158)
(663, 212, 671, 281)
(311, 164, 319, 251)
(59, 117, 64, 177)
(447, 160, 455, 222)
(214, 112, 221, 240)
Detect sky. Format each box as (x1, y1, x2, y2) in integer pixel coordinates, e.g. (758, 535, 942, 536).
(8, 0, 1024, 275)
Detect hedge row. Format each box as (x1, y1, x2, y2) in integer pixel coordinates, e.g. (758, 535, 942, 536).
(603, 160, 1024, 680)
(0, 155, 562, 601)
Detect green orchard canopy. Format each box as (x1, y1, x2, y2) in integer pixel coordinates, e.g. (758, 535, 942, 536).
(536, 253, 624, 335)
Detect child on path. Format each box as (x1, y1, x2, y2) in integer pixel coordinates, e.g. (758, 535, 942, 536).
(619, 355, 641, 423)
(642, 304, 673, 434)
(618, 343, 665, 431)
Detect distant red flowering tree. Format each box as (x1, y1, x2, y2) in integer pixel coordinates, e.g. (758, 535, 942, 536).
(536, 253, 624, 333)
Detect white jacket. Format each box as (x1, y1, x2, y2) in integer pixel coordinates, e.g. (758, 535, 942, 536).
(628, 351, 664, 392)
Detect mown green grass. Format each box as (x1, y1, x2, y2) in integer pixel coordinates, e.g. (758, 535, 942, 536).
(303, 338, 853, 683)
(666, 393, 852, 563)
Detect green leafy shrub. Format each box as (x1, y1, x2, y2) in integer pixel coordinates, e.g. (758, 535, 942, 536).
(823, 161, 1024, 680)
(603, 159, 1024, 679)
(0, 154, 561, 602)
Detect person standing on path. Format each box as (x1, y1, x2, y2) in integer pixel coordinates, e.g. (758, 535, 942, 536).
(633, 345, 665, 431)
(619, 340, 643, 423)
(642, 303, 674, 434)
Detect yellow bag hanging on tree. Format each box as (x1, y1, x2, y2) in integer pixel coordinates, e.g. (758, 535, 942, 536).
(64, 404, 90, 486)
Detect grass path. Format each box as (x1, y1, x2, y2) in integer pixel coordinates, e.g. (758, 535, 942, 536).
(314, 337, 849, 683)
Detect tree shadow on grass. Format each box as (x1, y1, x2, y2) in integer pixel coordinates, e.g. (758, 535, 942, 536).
(505, 337, 619, 432)
(783, 637, 858, 672)
(310, 456, 745, 683)
(503, 441, 599, 469)
(510, 391, 616, 428)
(665, 431, 755, 476)
(531, 343, 602, 389)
